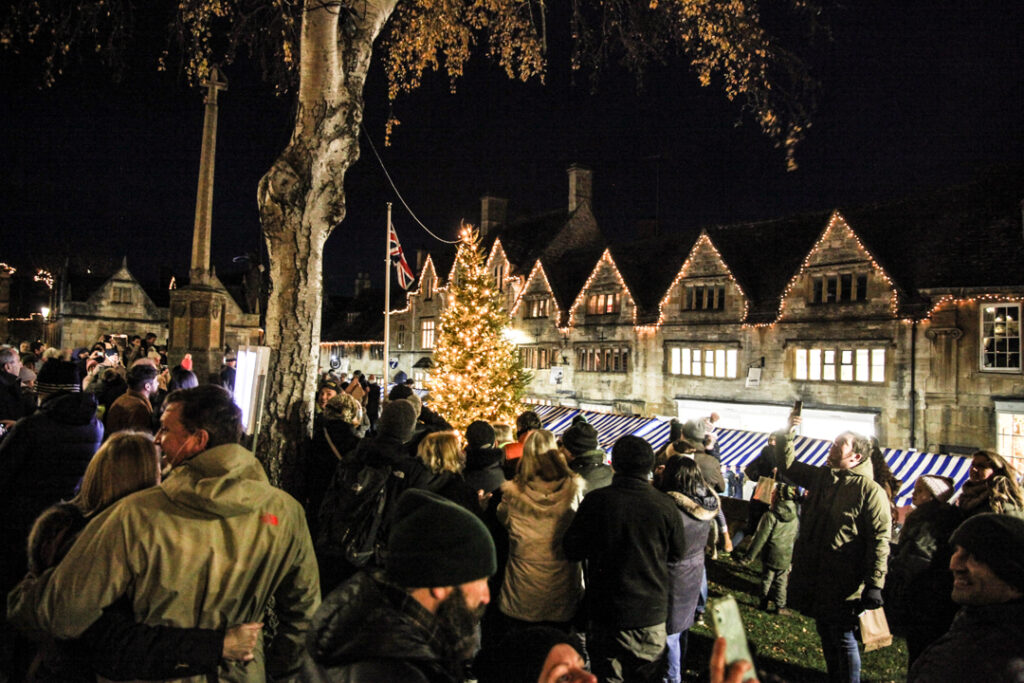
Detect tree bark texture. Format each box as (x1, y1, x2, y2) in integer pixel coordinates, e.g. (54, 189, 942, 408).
(255, 0, 397, 488)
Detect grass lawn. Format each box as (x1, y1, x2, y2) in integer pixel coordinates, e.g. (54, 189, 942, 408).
(678, 554, 909, 682)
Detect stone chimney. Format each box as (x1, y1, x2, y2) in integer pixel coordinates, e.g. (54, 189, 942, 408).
(416, 249, 427, 273)
(567, 164, 592, 214)
(480, 195, 508, 237)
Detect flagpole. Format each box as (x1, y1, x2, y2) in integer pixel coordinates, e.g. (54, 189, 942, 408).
(383, 202, 392, 390)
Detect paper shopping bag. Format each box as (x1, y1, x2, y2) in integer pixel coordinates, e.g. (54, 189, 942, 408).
(859, 607, 893, 652)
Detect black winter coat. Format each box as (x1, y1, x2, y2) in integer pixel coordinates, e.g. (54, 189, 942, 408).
(0, 391, 103, 592)
(307, 419, 362, 528)
(563, 473, 686, 628)
(0, 369, 31, 423)
(463, 446, 506, 495)
(302, 571, 462, 682)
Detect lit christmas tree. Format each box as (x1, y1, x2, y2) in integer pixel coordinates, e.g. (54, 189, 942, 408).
(429, 225, 529, 433)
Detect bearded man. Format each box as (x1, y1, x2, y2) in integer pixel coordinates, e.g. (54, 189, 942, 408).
(303, 489, 497, 681)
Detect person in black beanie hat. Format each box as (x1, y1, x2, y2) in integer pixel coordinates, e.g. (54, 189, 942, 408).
(377, 398, 418, 443)
(464, 420, 506, 496)
(477, 626, 595, 683)
(304, 489, 497, 682)
(564, 435, 685, 682)
(560, 422, 611, 494)
(609, 434, 654, 476)
(908, 513, 1024, 682)
(948, 512, 1024, 601)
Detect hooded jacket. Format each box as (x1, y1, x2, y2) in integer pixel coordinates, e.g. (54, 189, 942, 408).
(497, 475, 584, 622)
(779, 431, 891, 623)
(742, 498, 799, 571)
(568, 449, 613, 494)
(302, 571, 461, 683)
(7, 443, 321, 682)
(665, 487, 718, 633)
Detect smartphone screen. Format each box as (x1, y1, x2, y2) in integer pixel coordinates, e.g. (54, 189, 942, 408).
(710, 595, 757, 681)
(793, 400, 803, 416)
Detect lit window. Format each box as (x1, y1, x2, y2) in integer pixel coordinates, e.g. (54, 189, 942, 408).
(525, 298, 549, 319)
(665, 346, 738, 379)
(872, 349, 885, 382)
(855, 349, 870, 382)
(840, 350, 854, 382)
(520, 346, 555, 369)
(981, 304, 1021, 372)
(420, 319, 435, 349)
(586, 292, 621, 316)
(576, 346, 629, 373)
(793, 346, 886, 383)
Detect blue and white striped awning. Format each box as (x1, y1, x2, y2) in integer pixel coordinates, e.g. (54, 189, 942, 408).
(531, 404, 972, 506)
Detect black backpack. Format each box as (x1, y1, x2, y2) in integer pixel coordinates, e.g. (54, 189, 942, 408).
(317, 463, 407, 569)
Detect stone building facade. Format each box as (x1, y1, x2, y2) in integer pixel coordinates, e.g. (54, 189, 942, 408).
(387, 166, 1024, 465)
(0, 259, 261, 362)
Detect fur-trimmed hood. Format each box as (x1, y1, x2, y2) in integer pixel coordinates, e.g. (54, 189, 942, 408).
(666, 488, 720, 522)
(500, 475, 582, 518)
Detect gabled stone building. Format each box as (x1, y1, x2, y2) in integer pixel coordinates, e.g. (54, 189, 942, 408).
(387, 166, 1024, 467)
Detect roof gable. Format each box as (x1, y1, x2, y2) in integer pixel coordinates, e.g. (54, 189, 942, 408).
(567, 249, 638, 327)
(658, 232, 749, 325)
(776, 211, 899, 322)
(510, 260, 563, 325)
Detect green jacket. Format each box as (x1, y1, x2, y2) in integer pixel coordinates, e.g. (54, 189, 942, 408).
(743, 499, 798, 570)
(8, 443, 321, 682)
(779, 430, 891, 622)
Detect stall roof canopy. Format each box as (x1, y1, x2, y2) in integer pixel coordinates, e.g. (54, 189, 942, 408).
(531, 404, 971, 507)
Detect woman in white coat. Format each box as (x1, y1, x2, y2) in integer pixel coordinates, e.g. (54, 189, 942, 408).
(497, 428, 585, 631)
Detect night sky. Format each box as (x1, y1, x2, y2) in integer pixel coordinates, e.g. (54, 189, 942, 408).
(2, 1, 1021, 296)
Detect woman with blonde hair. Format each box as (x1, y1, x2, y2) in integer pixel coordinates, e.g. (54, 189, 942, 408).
(417, 430, 481, 513)
(957, 449, 1024, 516)
(19, 431, 260, 681)
(496, 428, 584, 633)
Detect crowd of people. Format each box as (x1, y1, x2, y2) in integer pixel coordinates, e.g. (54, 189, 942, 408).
(2, 341, 1024, 682)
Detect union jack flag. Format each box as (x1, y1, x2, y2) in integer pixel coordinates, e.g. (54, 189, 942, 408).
(389, 223, 415, 290)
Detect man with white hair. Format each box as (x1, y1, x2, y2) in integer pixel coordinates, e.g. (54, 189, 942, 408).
(0, 346, 31, 428)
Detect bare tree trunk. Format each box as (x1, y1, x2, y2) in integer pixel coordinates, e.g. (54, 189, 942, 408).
(255, 0, 397, 487)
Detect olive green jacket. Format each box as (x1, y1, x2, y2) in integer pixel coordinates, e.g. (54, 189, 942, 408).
(778, 430, 891, 622)
(8, 443, 321, 682)
(743, 499, 799, 571)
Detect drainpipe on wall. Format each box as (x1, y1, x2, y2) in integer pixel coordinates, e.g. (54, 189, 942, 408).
(909, 319, 917, 449)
